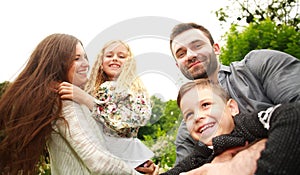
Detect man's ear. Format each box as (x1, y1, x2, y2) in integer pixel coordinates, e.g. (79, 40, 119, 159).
(213, 43, 221, 55)
(227, 99, 239, 117)
(176, 62, 179, 68)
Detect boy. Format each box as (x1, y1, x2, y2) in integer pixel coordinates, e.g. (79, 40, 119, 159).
(161, 79, 300, 175)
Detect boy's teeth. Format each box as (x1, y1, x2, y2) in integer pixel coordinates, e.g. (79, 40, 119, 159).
(200, 123, 214, 133)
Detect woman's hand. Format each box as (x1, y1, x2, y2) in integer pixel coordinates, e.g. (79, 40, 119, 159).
(135, 160, 159, 175)
(58, 82, 95, 110)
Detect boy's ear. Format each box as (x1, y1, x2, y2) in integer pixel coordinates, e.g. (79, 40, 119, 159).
(227, 99, 239, 117)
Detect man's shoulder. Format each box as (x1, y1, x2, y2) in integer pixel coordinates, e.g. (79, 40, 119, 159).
(243, 49, 295, 63)
(227, 49, 287, 71)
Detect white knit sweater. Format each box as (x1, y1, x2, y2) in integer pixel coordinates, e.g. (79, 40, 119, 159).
(47, 100, 140, 175)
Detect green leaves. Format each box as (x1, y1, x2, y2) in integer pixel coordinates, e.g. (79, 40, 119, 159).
(220, 19, 300, 65)
(215, 0, 299, 31)
(138, 96, 182, 172)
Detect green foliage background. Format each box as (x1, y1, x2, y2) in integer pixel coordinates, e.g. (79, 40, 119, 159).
(0, 81, 10, 98)
(138, 97, 182, 171)
(220, 19, 300, 65)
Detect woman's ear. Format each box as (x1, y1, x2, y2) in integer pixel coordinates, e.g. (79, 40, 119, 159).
(227, 99, 239, 117)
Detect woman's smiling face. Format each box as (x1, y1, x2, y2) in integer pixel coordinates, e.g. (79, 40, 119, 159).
(67, 42, 89, 88)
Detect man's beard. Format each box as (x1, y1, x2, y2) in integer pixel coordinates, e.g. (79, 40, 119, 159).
(182, 67, 208, 80)
(181, 55, 218, 80)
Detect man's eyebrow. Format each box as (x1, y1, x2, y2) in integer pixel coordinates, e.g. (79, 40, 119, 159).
(175, 39, 203, 55)
(175, 47, 184, 55)
(190, 39, 204, 45)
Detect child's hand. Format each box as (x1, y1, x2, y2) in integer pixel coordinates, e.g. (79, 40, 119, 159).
(135, 160, 159, 175)
(58, 82, 95, 110)
(58, 82, 82, 102)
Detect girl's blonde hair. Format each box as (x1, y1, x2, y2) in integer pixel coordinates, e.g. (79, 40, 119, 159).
(85, 40, 148, 97)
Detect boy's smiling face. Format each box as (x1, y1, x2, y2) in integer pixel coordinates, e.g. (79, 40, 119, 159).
(180, 86, 238, 145)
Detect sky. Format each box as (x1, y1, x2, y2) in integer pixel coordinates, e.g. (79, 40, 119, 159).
(0, 0, 231, 101)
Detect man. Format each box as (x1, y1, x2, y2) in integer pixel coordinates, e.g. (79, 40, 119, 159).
(170, 22, 300, 173)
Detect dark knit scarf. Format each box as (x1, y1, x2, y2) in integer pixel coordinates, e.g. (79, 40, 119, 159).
(161, 112, 268, 175)
(161, 102, 300, 175)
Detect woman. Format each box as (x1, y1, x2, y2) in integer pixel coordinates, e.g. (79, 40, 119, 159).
(0, 34, 155, 174)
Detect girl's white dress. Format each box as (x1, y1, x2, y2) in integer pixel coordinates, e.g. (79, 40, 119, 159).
(92, 81, 154, 169)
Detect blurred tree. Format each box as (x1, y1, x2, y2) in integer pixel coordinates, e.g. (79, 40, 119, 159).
(215, 0, 300, 31)
(0, 81, 10, 98)
(139, 97, 182, 172)
(152, 100, 181, 170)
(138, 96, 166, 140)
(220, 19, 300, 65)
(139, 98, 181, 140)
(159, 100, 182, 133)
